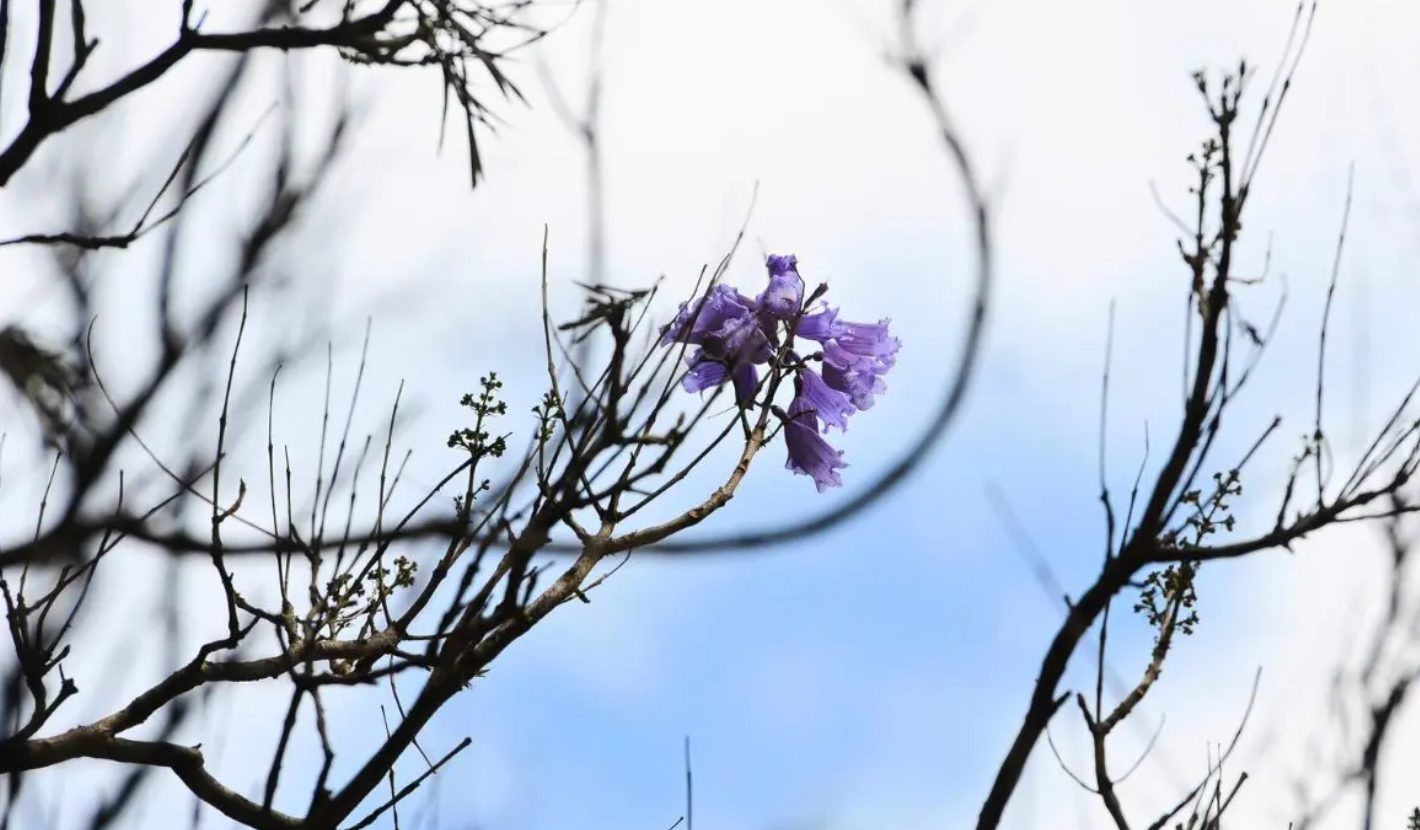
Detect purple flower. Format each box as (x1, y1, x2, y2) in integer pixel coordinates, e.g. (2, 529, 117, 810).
(680, 352, 729, 393)
(767, 254, 799, 276)
(681, 353, 761, 403)
(660, 284, 757, 347)
(794, 304, 840, 342)
(820, 341, 889, 411)
(783, 397, 847, 492)
(663, 282, 773, 400)
(836, 317, 901, 369)
(659, 251, 899, 492)
(731, 364, 759, 403)
(758, 254, 804, 319)
(795, 365, 855, 431)
(701, 311, 772, 367)
(798, 308, 899, 367)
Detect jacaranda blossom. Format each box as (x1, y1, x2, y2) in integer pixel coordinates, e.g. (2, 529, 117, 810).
(783, 396, 847, 493)
(659, 253, 900, 491)
(758, 254, 804, 319)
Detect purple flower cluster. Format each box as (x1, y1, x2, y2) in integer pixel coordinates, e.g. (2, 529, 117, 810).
(659, 254, 901, 492)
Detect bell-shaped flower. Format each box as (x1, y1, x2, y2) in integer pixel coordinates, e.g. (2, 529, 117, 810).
(758, 254, 804, 320)
(660, 284, 757, 347)
(680, 351, 729, 393)
(702, 311, 772, 367)
(794, 303, 840, 343)
(783, 397, 847, 492)
(835, 317, 901, 370)
(795, 365, 856, 431)
(820, 341, 889, 411)
(680, 354, 761, 406)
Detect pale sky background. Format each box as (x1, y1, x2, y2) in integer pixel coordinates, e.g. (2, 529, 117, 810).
(2, 1, 1420, 829)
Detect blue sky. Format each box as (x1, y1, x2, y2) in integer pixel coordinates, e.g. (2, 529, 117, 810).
(3, 1, 1420, 829)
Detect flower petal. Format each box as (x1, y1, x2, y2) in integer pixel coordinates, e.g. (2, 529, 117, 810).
(766, 254, 799, 276)
(794, 305, 842, 343)
(680, 352, 729, 393)
(732, 363, 759, 402)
